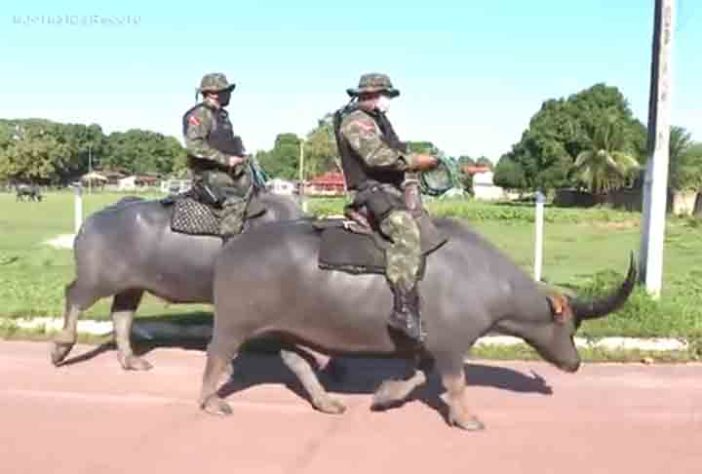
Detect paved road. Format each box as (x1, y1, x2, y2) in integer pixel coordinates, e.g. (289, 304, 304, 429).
(0, 341, 700, 474)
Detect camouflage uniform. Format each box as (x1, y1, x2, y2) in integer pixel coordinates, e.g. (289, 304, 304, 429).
(183, 73, 252, 238)
(334, 73, 431, 343)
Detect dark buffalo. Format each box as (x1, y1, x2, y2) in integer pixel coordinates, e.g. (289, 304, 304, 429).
(15, 183, 43, 202)
(200, 218, 635, 431)
(50, 192, 303, 370)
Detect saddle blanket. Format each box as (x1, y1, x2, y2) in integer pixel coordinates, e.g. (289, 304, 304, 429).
(162, 193, 266, 237)
(316, 213, 448, 275)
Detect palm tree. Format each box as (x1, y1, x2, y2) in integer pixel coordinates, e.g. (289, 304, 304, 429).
(572, 114, 640, 194)
(668, 126, 693, 190)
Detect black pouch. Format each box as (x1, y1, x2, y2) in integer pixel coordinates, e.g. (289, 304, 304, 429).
(194, 181, 225, 207)
(355, 184, 404, 221)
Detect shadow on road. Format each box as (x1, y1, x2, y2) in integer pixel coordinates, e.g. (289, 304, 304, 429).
(217, 351, 552, 404)
(57, 333, 553, 417)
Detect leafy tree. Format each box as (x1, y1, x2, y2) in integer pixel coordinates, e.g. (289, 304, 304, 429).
(494, 155, 527, 190)
(303, 115, 339, 178)
(455, 155, 475, 192)
(0, 121, 70, 183)
(671, 141, 702, 191)
(457, 155, 475, 167)
(667, 126, 702, 191)
(570, 115, 640, 194)
(103, 130, 183, 175)
(502, 83, 646, 191)
(407, 141, 440, 155)
(475, 156, 493, 169)
(0, 119, 186, 183)
(257, 133, 301, 180)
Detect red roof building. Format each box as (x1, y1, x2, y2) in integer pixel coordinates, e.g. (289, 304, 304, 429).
(462, 165, 492, 176)
(304, 172, 346, 196)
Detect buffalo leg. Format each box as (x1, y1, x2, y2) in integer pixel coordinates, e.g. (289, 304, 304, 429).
(435, 353, 485, 431)
(51, 280, 99, 366)
(199, 339, 239, 416)
(280, 348, 346, 414)
(111, 289, 149, 371)
(371, 357, 433, 410)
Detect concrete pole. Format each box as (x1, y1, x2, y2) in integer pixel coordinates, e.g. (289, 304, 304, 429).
(298, 138, 307, 213)
(534, 191, 545, 282)
(639, 0, 675, 299)
(88, 144, 92, 195)
(74, 184, 83, 234)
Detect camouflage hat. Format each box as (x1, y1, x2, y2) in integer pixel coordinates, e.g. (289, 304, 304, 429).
(346, 73, 400, 98)
(198, 73, 236, 93)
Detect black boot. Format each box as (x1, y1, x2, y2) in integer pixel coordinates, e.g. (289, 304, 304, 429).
(388, 284, 426, 343)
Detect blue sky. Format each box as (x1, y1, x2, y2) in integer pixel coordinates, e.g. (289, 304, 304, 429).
(1, 0, 700, 159)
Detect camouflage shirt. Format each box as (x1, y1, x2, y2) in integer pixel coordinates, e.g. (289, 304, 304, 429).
(339, 109, 420, 171)
(183, 98, 231, 167)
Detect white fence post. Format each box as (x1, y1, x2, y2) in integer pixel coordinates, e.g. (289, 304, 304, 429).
(74, 184, 83, 234)
(534, 191, 545, 282)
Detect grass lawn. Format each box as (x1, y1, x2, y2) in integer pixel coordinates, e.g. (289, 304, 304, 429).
(1, 192, 700, 348)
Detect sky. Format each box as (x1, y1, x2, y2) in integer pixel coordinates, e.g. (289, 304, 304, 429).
(1, 0, 700, 160)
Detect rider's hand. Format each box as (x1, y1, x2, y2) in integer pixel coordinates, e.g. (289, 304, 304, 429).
(410, 154, 438, 171)
(228, 155, 247, 168)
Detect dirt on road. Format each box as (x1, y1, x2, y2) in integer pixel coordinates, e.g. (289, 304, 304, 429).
(0, 341, 700, 474)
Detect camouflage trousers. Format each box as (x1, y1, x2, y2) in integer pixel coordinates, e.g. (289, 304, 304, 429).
(192, 169, 251, 237)
(379, 210, 422, 291)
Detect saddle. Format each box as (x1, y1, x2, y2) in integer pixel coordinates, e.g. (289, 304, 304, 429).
(160, 191, 266, 237)
(315, 208, 448, 276)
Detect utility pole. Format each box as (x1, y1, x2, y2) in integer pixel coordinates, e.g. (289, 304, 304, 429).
(639, 0, 675, 299)
(88, 144, 93, 195)
(298, 138, 307, 212)
(533, 191, 545, 282)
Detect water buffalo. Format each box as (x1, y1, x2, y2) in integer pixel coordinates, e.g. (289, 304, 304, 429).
(200, 218, 635, 431)
(15, 183, 43, 202)
(50, 191, 303, 370)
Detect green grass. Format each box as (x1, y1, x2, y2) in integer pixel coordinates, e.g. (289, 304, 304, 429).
(0, 191, 211, 319)
(1, 192, 701, 345)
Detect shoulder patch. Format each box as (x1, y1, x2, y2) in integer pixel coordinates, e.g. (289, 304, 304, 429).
(354, 120, 375, 133)
(188, 114, 201, 126)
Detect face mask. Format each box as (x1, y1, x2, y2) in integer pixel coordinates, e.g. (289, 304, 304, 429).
(376, 95, 391, 113)
(217, 90, 232, 107)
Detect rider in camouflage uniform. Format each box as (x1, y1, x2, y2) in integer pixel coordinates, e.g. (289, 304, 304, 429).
(182, 73, 252, 239)
(333, 73, 438, 343)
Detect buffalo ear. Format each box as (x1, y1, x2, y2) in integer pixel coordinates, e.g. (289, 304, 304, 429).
(547, 294, 573, 324)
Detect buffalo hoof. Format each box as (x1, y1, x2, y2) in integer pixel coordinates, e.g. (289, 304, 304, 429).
(313, 396, 347, 415)
(449, 413, 486, 432)
(50, 342, 74, 366)
(201, 397, 232, 416)
(371, 380, 410, 410)
(118, 354, 153, 371)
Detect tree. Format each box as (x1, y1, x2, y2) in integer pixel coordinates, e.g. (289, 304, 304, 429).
(457, 155, 475, 167)
(494, 155, 527, 190)
(667, 126, 702, 191)
(407, 141, 440, 155)
(570, 115, 640, 194)
(0, 122, 71, 183)
(0, 119, 186, 184)
(456, 155, 476, 192)
(502, 83, 646, 191)
(303, 115, 339, 178)
(475, 156, 493, 169)
(257, 133, 301, 180)
(103, 130, 184, 175)
(671, 141, 702, 191)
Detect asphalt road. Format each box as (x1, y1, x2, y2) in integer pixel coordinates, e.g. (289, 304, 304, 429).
(0, 341, 700, 474)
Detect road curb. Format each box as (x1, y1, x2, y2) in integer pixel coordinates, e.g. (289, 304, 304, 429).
(2, 317, 690, 353)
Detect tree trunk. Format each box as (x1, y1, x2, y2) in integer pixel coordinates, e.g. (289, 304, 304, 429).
(693, 192, 702, 219)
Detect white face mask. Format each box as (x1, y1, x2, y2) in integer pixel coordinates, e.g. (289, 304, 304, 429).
(376, 95, 392, 113)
